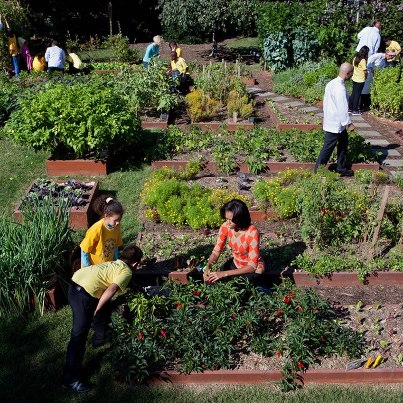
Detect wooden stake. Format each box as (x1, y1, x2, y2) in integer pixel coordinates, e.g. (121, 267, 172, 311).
(366, 186, 390, 264)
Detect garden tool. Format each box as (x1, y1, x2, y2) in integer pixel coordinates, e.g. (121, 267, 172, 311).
(237, 172, 253, 182)
(237, 182, 251, 191)
(346, 358, 365, 371)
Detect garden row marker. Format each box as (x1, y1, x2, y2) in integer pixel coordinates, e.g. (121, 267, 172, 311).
(366, 185, 390, 265)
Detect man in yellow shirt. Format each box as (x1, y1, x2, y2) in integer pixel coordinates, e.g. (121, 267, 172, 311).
(67, 48, 85, 74)
(62, 244, 143, 393)
(385, 38, 401, 67)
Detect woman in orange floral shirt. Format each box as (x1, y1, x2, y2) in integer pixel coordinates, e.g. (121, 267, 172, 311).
(205, 199, 265, 284)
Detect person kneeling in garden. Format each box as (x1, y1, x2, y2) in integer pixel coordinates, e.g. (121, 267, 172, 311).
(204, 199, 265, 284)
(62, 245, 143, 393)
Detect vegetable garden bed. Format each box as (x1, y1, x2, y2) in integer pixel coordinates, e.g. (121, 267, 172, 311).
(46, 157, 109, 176)
(14, 179, 99, 229)
(266, 100, 322, 131)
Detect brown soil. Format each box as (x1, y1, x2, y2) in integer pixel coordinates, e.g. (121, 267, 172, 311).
(267, 100, 322, 125)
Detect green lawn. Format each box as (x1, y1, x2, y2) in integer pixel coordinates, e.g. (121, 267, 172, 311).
(1, 308, 402, 403)
(225, 37, 259, 49)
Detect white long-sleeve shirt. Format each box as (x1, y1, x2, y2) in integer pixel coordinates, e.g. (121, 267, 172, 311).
(323, 76, 351, 134)
(356, 26, 381, 56)
(45, 45, 65, 69)
(362, 53, 387, 94)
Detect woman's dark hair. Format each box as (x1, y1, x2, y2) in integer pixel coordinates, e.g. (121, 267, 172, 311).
(93, 195, 124, 217)
(354, 45, 369, 67)
(120, 245, 143, 266)
(220, 199, 251, 230)
(169, 41, 177, 48)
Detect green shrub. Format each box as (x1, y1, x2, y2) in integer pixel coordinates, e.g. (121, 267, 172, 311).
(102, 33, 139, 62)
(371, 67, 403, 120)
(3, 82, 141, 158)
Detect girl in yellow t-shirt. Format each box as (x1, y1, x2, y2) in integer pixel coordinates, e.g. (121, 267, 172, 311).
(349, 45, 369, 115)
(80, 195, 124, 267)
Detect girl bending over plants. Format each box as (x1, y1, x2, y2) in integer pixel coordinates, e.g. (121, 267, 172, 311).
(204, 199, 265, 285)
(80, 195, 124, 267)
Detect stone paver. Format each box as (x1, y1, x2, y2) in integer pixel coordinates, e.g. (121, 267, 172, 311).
(286, 101, 305, 107)
(299, 106, 319, 112)
(367, 139, 390, 146)
(247, 87, 264, 94)
(353, 122, 372, 128)
(357, 130, 382, 137)
(351, 115, 365, 121)
(390, 171, 403, 177)
(257, 91, 276, 97)
(383, 159, 403, 167)
(271, 96, 289, 102)
(373, 149, 401, 157)
(316, 112, 324, 117)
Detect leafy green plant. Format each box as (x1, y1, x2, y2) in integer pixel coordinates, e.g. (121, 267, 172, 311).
(212, 139, 237, 174)
(185, 89, 220, 123)
(102, 33, 139, 62)
(3, 81, 141, 159)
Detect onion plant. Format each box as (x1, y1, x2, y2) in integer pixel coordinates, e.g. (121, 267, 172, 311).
(0, 195, 72, 318)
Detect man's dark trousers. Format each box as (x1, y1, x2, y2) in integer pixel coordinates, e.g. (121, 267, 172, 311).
(63, 283, 111, 384)
(315, 129, 348, 172)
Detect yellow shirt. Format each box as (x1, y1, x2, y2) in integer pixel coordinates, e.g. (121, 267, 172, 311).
(67, 53, 84, 69)
(8, 35, 18, 56)
(386, 40, 401, 62)
(80, 218, 123, 265)
(72, 259, 132, 299)
(171, 57, 188, 74)
(32, 56, 46, 72)
(176, 48, 182, 58)
(352, 58, 367, 83)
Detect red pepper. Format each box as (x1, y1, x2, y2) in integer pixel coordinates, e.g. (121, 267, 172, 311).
(276, 351, 281, 357)
(231, 313, 237, 319)
(288, 292, 296, 298)
(176, 303, 182, 309)
(297, 361, 305, 368)
(192, 290, 201, 296)
(275, 309, 283, 315)
(138, 332, 143, 340)
(320, 337, 326, 343)
(283, 297, 291, 304)
(297, 306, 303, 312)
(207, 280, 213, 284)
(160, 330, 167, 337)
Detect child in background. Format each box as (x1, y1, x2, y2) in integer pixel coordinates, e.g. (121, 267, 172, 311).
(32, 54, 47, 72)
(18, 38, 32, 71)
(169, 41, 182, 58)
(349, 45, 369, 115)
(80, 195, 124, 267)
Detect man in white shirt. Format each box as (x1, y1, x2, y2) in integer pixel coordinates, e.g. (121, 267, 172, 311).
(45, 40, 65, 73)
(356, 20, 381, 57)
(314, 63, 355, 177)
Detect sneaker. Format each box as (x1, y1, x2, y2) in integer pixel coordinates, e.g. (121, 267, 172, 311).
(337, 169, 354, 177)
(348, 110, 352, 114)
(352, 111, 362, 116)
(62, 380, 93, 393)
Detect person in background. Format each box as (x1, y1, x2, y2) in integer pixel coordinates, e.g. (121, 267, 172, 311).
(204, 199, 265, 285)
(66, 48, 85, 74)
(356, 20, 381, 57)
(361, 52, 394, 111)
(62, 245, 143, 393)
(32, 53, 47, 72)
(349, 45, 369, 115)
(18, 37, 32, 71)
(315, 63, 355, 177)
(45, 39, 65, 73)
(169, 41, 182, 58)
(80, 195, 124, 267)
(384, 38, 401, 67)
(143, 35, 162, 68)
(7, 29, 19, 77)
(169, 51, 188, 78)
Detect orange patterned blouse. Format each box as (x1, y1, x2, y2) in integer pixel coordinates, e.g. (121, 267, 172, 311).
(212, 223, 265, 273)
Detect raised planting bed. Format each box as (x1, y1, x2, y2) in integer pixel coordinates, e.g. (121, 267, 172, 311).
(46, 157, 109, 176)
(141, 120, 169, 130)
(145, 368, 403, 385)
(187, 121, 255, 132)
(151, 160, 380, 173)
(266, 100, 322, 131)
(14, 179, 99, 229)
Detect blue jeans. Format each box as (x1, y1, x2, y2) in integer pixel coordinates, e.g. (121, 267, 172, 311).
(143, 61, 148, 68)
(11, 55, 19, 76)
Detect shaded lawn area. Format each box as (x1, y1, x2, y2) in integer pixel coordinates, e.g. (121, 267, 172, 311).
(1, 308, 403, 403)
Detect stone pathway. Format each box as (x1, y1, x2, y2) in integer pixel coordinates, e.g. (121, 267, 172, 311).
(247, 86, 403, 171)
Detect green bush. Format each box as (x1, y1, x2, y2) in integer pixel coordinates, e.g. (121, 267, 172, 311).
(371, 67, 403, 120)
(3, 81, 141, 158)
(111, 278, 364, 391)
(103, 33, 139, 62)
